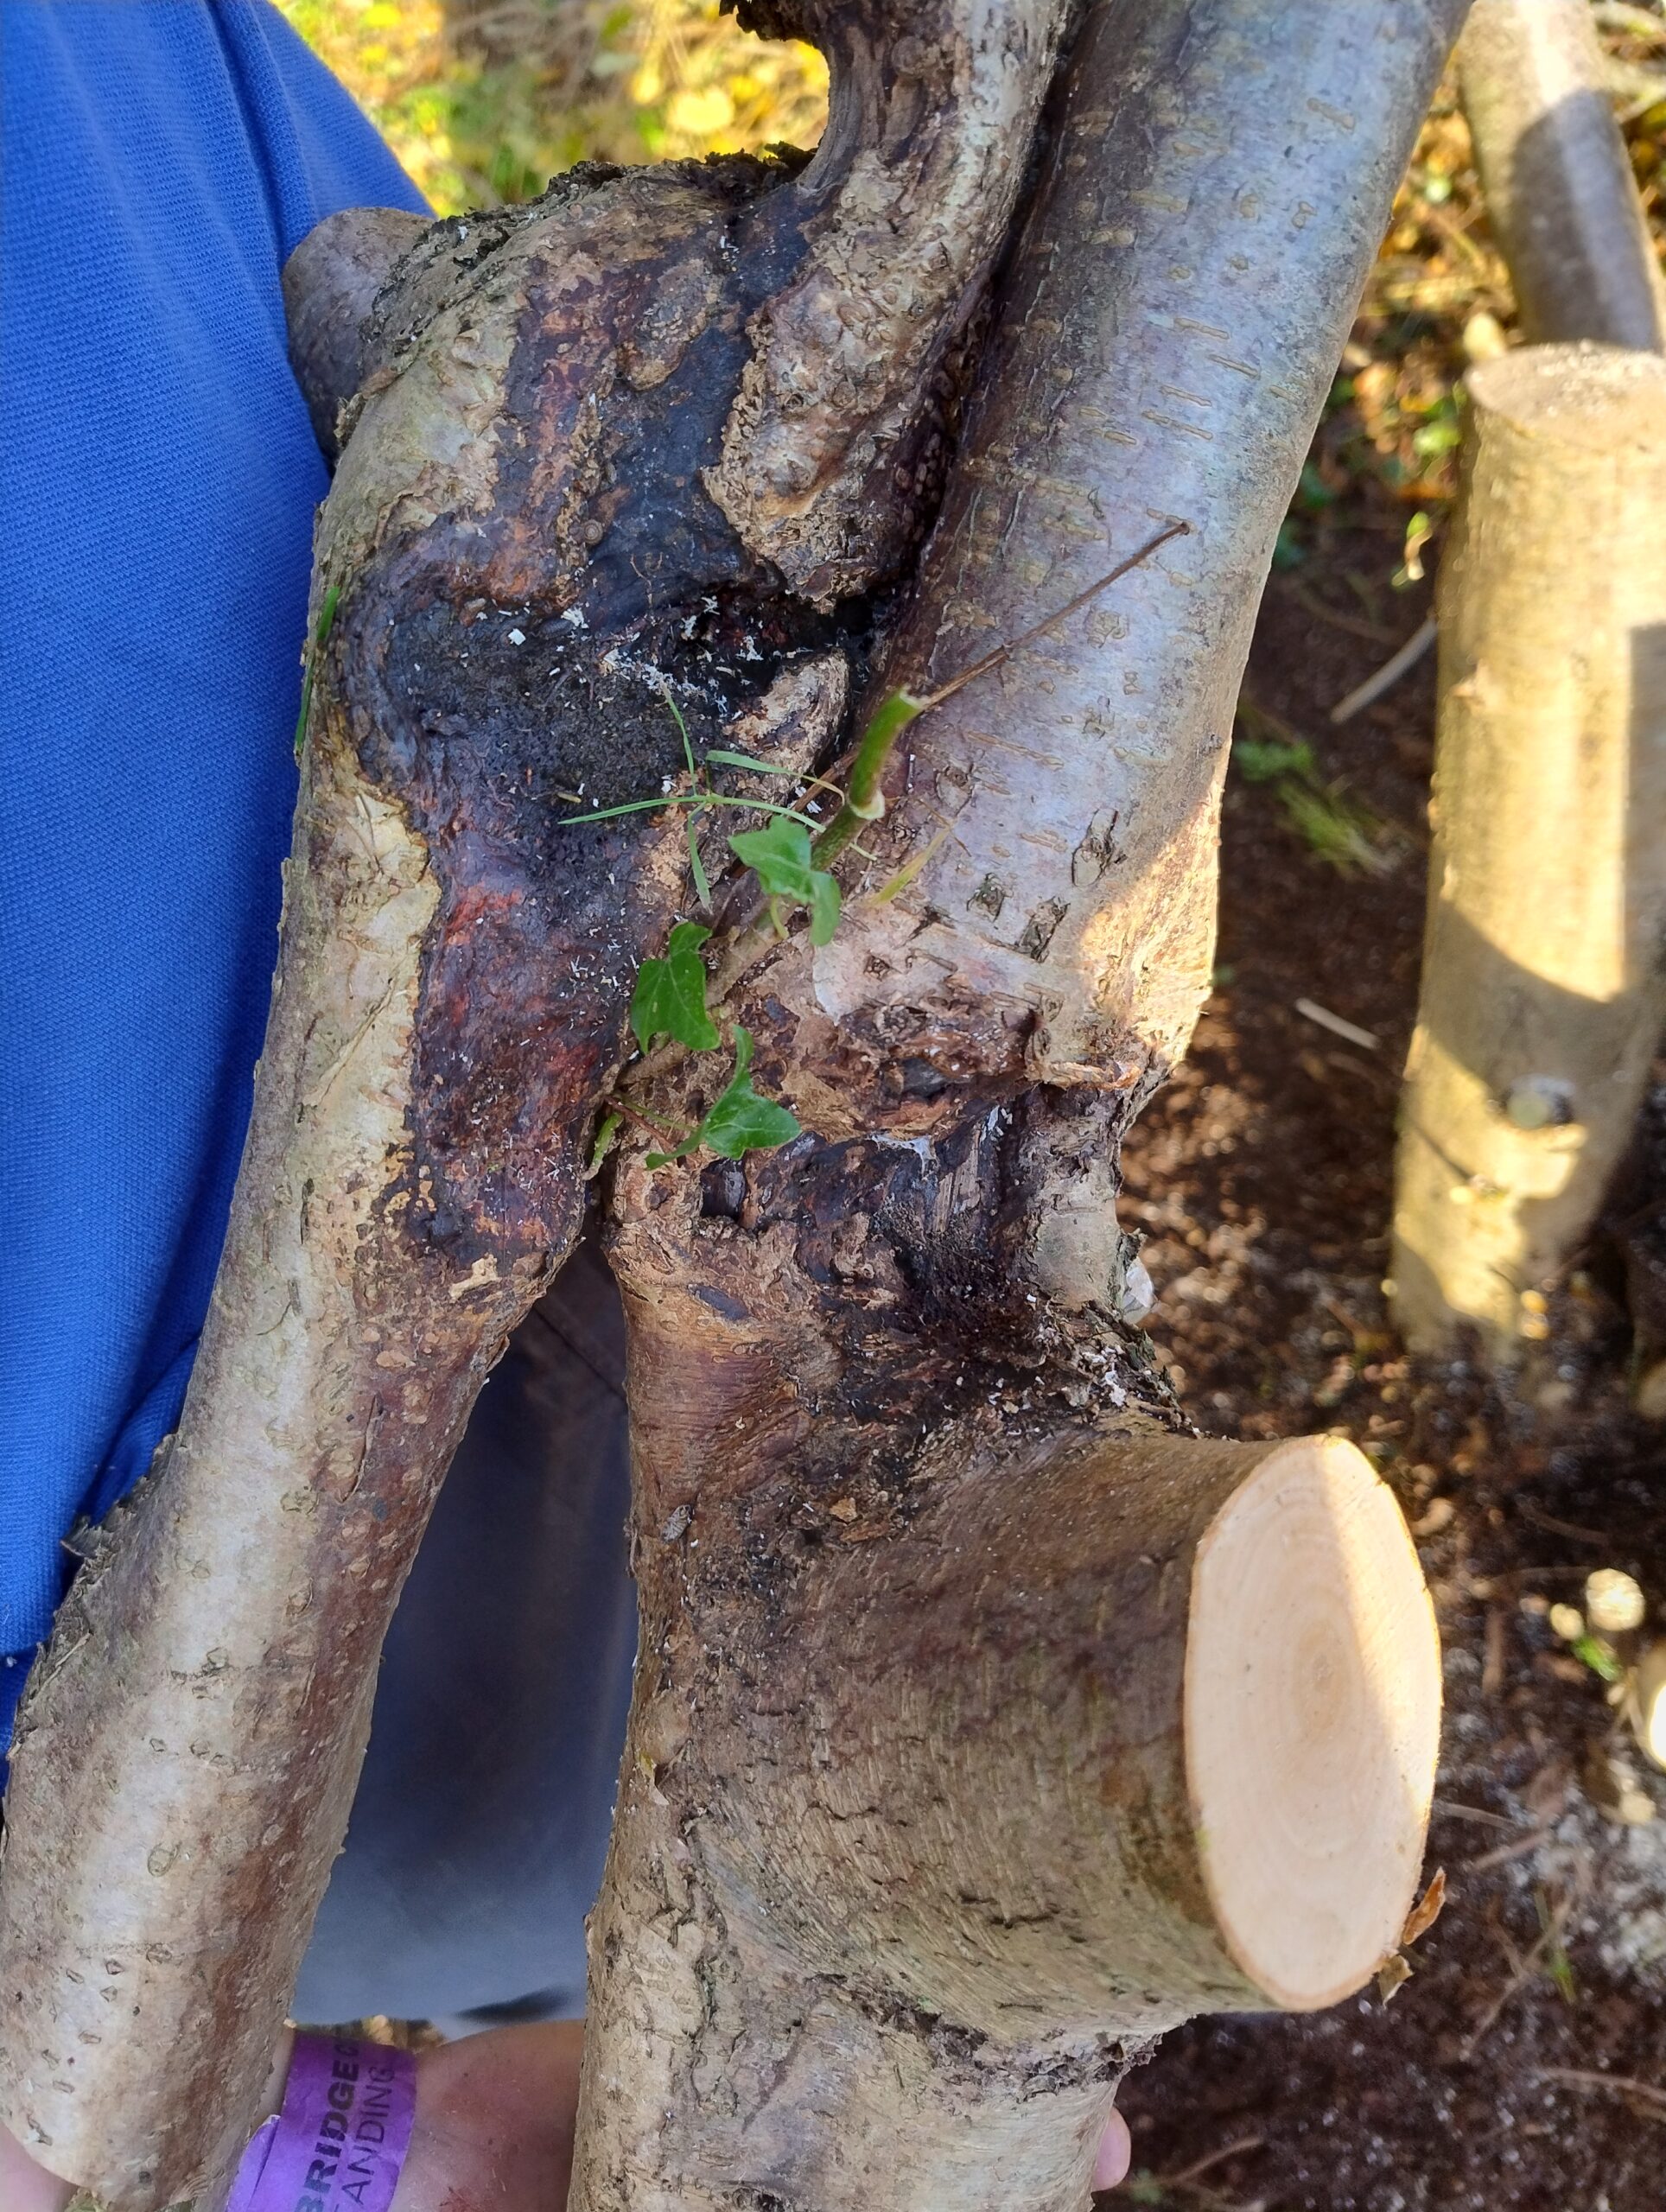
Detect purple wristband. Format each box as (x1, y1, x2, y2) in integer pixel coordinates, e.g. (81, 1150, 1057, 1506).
(225, 2035, 416, 2212)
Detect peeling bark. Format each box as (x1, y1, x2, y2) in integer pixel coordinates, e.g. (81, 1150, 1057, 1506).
(0, 3, 1459, 2208)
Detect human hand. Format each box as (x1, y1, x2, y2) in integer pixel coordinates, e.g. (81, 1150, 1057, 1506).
(1094, 2106, 1133, 2193)
(1, 2024, 1122, 2210)
(391, 2020, 582, 2212)
(0, 2114, 73, 2212)
(0, 2024, 580, 2212)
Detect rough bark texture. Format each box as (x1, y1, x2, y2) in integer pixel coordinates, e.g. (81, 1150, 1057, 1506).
(572, 3, 1464, 2206)
(1459, 0, 1666, 352)
(0, 3, 1459, 2207)
(0, 10, 1078, 2203)
(572, 1127, 1437, 2212)
(1391, 345, 1666, 1357)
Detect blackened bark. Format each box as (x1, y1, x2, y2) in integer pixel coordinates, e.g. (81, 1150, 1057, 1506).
(0, 10, 1085, 2207)
(0, 4, 1459, 2208)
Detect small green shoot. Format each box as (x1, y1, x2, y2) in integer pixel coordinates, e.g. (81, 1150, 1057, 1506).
(1535, 1885, 1577, 2007)
(1572, 1632, 1622, 1683)
(1233, 734, 1317, 785)
(645, 1027, 800, 1166)
(1395, 508, 1434, 588)
(1233, 701, 1391, 878)
(687, 823, 711, 910)
(653, 686, 718, 906)
(729, 818, 841, 945)
(293, 582, 341, 758)
(703, 747, 802, 777)
(1277, 781, 1390, 879)
(587, 1109, 623, 1176)
(560, 791, 818, 830)
(629, 920, 721, 1054)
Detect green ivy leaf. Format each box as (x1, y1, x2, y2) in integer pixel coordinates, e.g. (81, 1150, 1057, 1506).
(728, 818, 842, 947)
(694, 1027, 800, 1160)
(629, 920, 719, 1055)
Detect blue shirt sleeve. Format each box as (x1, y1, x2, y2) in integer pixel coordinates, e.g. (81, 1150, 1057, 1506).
(0, 1, 429, 1747)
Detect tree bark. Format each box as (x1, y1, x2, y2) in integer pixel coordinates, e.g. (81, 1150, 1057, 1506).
(0, 3, 1459, 2207)
(1459, 0, 1666, 351)
(1391, 346, 1666, 1357)
(0, 10, 1084, 2205)
(571, 1128, 1439, 2212)
(574, 3, 1460, 2203)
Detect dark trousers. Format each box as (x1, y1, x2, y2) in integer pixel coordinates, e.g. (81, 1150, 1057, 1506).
(293, 1239, 636, 2031)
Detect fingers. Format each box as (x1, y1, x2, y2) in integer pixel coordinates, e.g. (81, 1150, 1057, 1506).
(1093, 2106, 1133, 2192)
(0, 2119, 73, 2212)
(394, 2020, 585, 2212)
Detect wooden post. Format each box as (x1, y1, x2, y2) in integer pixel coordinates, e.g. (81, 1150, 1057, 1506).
(1391, 346, 1666, 1356)
(1459, 0, 1666, 351)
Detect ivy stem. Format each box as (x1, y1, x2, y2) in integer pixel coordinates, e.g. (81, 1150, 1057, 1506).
(607, 1096, 687, 1143)
(620, 520, 1191, 1103)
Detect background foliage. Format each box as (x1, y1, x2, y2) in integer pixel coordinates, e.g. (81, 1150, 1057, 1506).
(276, 0, 827, 213)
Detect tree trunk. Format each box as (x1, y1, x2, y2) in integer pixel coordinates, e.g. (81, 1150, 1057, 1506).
(0, 4, 1459, 2207)
(1391, 345, 1666, 1358)
(1459, 0, 1666, 351)
(575, 1, 1459, 2202)
(575, 1129, 1439, 2211)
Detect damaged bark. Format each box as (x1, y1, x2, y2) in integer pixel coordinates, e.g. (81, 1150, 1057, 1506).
(0, 3, 1458, 2208)
(576, 9, 1458, 2200)
(578, 1109, 1438, 2212)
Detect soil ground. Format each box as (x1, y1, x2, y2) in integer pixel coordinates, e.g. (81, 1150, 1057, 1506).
(1110, 506, 1666, 2212)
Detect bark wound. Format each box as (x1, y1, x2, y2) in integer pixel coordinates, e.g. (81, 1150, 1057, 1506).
(0, 8, 1090, 2204)
(0, 3, 1460, 2206)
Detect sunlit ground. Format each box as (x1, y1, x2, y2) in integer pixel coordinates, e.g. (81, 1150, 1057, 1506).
(276, 0, 827, 213)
